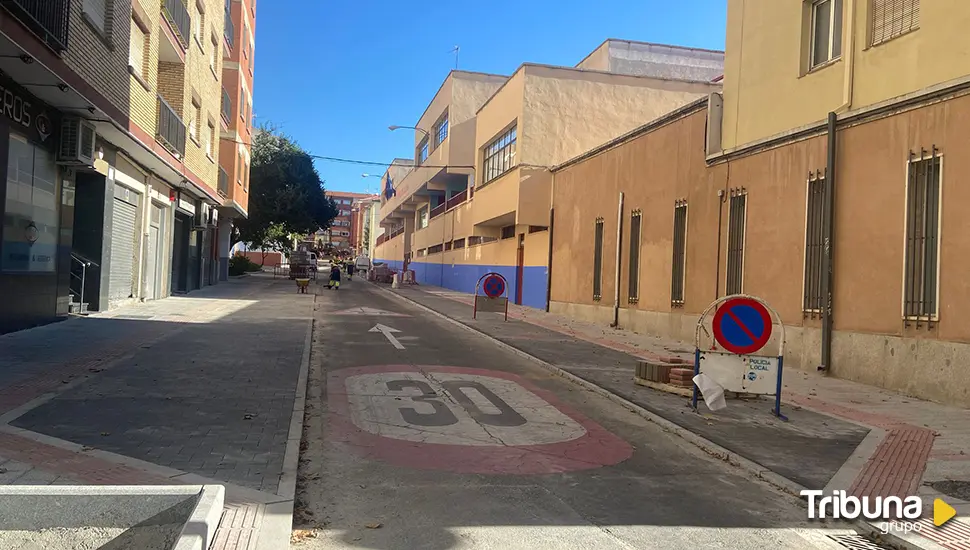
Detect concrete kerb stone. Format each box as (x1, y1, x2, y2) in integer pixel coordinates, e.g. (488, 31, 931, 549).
(254, 294, 315, 550)
(374, 284, 927, 550)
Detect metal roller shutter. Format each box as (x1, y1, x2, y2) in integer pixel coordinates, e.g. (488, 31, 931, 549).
(109, 191, 138, 300)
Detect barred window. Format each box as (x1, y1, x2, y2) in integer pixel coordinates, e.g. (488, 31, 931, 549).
(433, 112, 449, 149)
(871, 0, 919, 46)
(671, 202, 688, 306)
(726, 191, 746, 296)
(628, 210, 642, 304)
(593, 218, 604, 300)
(417, 137, 429, 165)
(501, 225, 515, 239)
(903, 149, 941, 323)
(483, 125, 517, 184)
(803, 172, 826, 314)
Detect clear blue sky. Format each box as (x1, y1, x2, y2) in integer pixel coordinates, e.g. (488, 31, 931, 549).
(253, 1, 727, 195)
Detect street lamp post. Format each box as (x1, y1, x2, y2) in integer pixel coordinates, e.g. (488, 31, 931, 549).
(388, 125, 431, 140)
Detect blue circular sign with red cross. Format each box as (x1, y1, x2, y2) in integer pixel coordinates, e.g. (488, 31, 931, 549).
(712, 297, 773, 355)
(482, 274, 506, 298)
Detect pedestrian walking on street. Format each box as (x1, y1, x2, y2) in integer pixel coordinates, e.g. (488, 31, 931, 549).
(346, 262, 355, 281)
(328, 263, 341, 290)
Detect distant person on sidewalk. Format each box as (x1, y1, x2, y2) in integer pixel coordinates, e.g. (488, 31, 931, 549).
(346, 262, 355, 281)
(327, 263, 341, 290)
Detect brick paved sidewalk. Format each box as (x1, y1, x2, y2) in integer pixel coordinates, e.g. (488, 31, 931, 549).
(0, 274, 313, 550)
(385, 283, 970, 550)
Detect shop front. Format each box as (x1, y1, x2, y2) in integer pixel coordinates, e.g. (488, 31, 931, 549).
(0, 71, 66, 333)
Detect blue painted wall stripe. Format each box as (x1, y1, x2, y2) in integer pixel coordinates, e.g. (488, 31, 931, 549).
(375, 258, 548, 310)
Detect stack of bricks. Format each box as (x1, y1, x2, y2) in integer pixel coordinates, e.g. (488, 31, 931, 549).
(668, 367, 696, 388)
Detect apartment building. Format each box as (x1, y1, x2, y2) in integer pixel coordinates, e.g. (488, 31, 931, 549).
(0, 0, 252, 333)
(217, 0, 255, 280)
(375, 48, 722, 309)
(323, 191, 371, 253)
(548, 0, 970, 406)
(351, 195, 380, 257)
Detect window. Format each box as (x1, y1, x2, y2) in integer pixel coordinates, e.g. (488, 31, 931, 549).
(210, 33, 218, 73)
(871, 0, 919, 46)
(83, 0, 108, 34)
(2, 134, 57, 272)
(417, 137, 429, 164)
(628, 210, 642, 304)
(418, 206, 429, 229)
(593, 219, 605, 300)
(500, 225, 515, 239)
(206, 121, 215, 158)
(453, 238, 465, 249)
(243, 159, 249, 191)
(193, 7, 203, 45)
(189, 100, 201, 141)
(236, 154, 241, 183)
(810, 0, 843, 68)
(528, 225, 547, 234)
(433, 113, 448, 149)
(129, 18, 147, 77)
(671, 202, 688, 306)
(803, 172, 826, 313)
(483, 125, 517, 184)
(428, 244, 443, 255)
(903, 149, 941, 322)
(726, 190, 747, 296)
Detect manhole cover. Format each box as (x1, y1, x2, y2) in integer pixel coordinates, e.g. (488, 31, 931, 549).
(929, 480, 970, 501)
(827, 534, 895, 550)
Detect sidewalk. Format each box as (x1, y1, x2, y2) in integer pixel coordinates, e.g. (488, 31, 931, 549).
(382, 283, 970, 550)
(0, 273, 313, 550)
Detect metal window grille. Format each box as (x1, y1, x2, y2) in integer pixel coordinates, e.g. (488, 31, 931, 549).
(628, 210, 642, 304)
(726, 190, 746, 296)
(453, 238, 465, 249)
(803, 171, 826, 315)
(871, 0, 919, 46)
(810, 0, 843, 68)
(501, 225, 515, 239)
(417, 138, 429, 164)
(671, 201, 688, 306)
(528, 225, 547, 234)
(593, 218, 604, 300)
(482, 125, 517, 185)
(428, 244, 443, 255)
(903, 147, 941, 325)
(433, 113, 449, 149)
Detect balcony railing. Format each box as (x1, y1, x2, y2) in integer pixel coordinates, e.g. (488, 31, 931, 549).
(156, 96, 186, 157)
(1, 0, 70, 52)
(390, 227, 404, 238)
(162, 0, 190, 48)
(445, 189, 468, 210)
(221, 88, 231, 123)
(218, 167, 229, 197)
(223, 5, 234, 50)
(429, 202, 446, 219)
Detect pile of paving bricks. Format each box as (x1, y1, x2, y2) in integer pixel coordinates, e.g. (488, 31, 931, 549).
(634, 358, 694, 388)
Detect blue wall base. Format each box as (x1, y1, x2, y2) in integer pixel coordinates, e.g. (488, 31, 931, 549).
(375, 259, 548, 309)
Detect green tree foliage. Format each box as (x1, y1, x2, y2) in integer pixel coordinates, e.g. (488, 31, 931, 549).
(232, 125, 338, 250)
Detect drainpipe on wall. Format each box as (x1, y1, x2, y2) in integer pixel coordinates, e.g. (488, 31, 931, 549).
(820, 112, 838, 372)
(610, 192, 624, 328)
(546, 207, 554, 312)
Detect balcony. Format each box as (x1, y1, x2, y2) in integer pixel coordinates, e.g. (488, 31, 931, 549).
(223, 5, 234, 50)
(156, 96, 186, 157)
(221, 87, 231, 123)
(218, 167, 229, 197)
(161, 0, 190, 48)
(1, 0, 70, 51)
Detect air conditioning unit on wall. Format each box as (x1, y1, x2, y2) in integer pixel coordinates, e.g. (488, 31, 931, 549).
(57, 118, 97, 166)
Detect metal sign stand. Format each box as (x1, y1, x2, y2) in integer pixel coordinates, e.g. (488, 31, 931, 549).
(473, 272, 509, 321)
(691, 294, 788, 421)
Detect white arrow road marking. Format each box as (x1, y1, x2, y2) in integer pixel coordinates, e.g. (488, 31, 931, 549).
(369, 323, 405, 350)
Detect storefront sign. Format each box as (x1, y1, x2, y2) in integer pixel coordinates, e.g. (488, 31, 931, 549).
(0, 72, 56, 147)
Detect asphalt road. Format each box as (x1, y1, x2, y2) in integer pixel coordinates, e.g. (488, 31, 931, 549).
(294, 279, 859, 550)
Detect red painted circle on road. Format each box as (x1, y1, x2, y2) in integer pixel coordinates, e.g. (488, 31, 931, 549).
(712, 298, 773, 355)
(328, 365, 632, 474)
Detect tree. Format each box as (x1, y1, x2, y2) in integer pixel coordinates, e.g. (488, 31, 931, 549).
(232, 124, 338, 252)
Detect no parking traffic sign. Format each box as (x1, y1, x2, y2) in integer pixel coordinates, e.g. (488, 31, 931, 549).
(482, 274, 506, 298)
(712, 297, 773, 355)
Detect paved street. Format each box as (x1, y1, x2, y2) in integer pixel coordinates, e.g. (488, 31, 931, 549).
(0, 274, 312, 550)
(293, 279, 864, 550)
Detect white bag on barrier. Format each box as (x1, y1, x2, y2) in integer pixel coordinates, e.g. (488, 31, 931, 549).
(693, 373, 727, 411)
